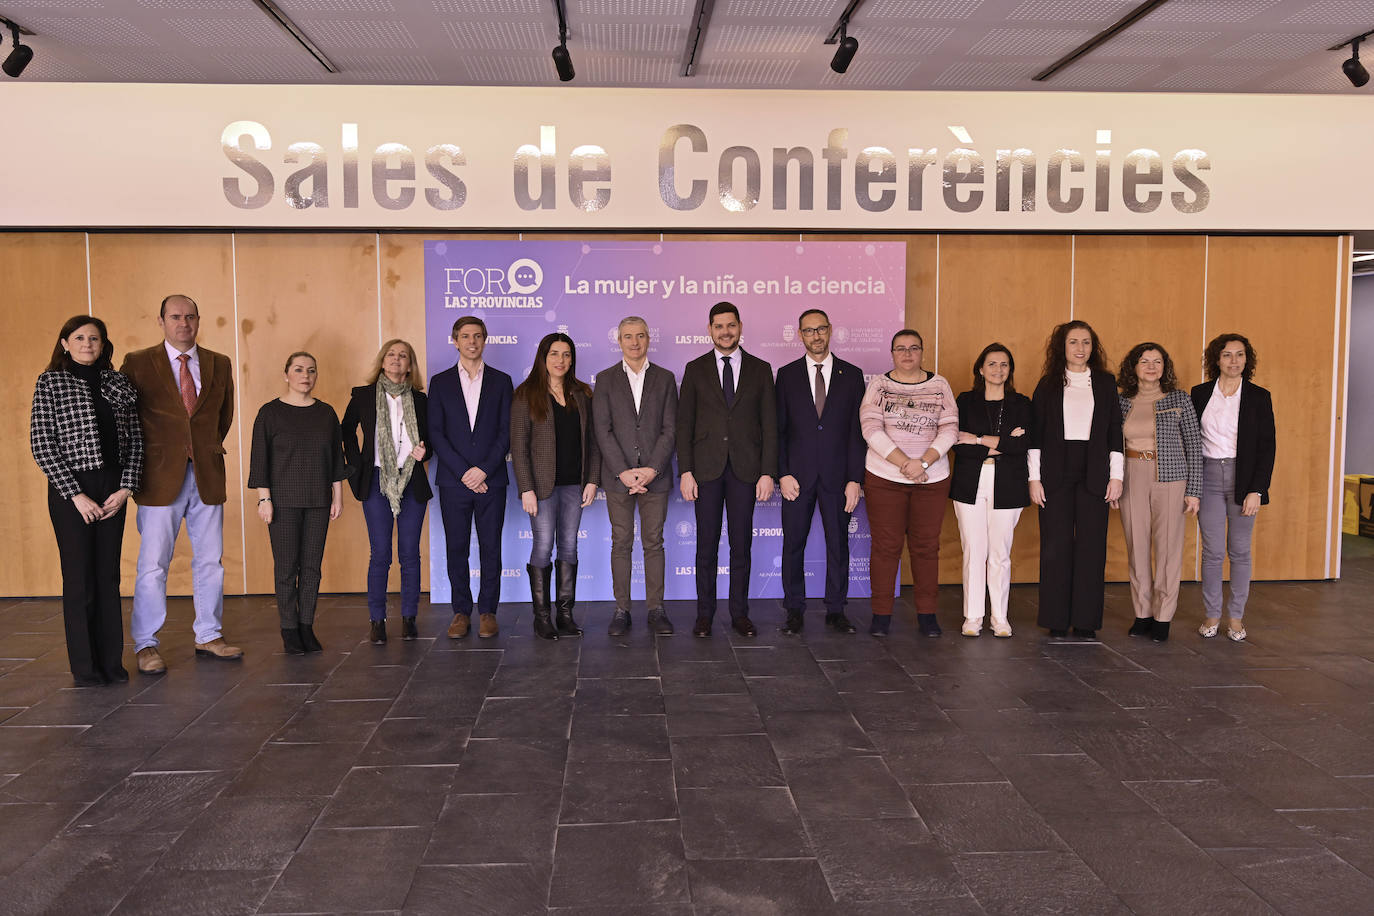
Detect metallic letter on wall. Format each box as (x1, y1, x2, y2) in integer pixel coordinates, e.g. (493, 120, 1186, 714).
(995, 148, 1036, 212)
(1122, 149, 1163, 213)
(372, 142, 416, 211)
(569, 144, 611, 212)
(1171, 149, 1210, 214)
(221, 120, 274, 209)
(426, 144, 467, 211)
(855, 147, 896, 213)
(284, 141, 328, 209)
(718, 145, 760, 213)
(942, 148, 984, 213)
(659, 124, 707, 211)
(1047, 149, 1084, 214)
(514, 126, 557, 211)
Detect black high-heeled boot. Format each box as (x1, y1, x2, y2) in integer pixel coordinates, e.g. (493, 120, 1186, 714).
(281, 627, 306, 655)
(528, 563, 558, 640)
(554, 560, 583, 637)
(298, 624, 323, 652)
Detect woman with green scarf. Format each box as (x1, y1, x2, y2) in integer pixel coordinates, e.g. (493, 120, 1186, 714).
(343, 339, 432, 645)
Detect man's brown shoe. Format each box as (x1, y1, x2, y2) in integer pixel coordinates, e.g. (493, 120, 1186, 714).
(478, 613, 499, 638)
(136, 646, 166, 675)
(447, 614, 471, 639)
(194, 638, 244, 660)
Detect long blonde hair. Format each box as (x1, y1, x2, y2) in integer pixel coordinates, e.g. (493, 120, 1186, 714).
(367, 339, 424, 391)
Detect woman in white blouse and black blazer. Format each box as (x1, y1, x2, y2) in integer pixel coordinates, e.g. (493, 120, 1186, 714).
(1028, 320, 1123, 640)
(30, 315, 144, 686)
(1190, 333, 1275, 642)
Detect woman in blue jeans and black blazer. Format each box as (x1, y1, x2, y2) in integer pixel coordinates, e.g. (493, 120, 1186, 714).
(342, 339, 431, 646)
(511, 333, 601, 640)
(1190, 333, 1275, 642)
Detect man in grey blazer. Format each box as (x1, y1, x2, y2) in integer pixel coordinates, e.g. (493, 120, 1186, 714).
(677, 302, 777, 638)
(593, 316, 679, 636)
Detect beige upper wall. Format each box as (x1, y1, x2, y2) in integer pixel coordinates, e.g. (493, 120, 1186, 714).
(0, 231, 1348, 597)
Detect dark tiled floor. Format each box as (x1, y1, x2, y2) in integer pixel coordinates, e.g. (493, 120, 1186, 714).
(3, 540, 1374, 915)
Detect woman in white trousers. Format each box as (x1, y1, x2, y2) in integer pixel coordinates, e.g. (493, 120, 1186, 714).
(949, 344, 1033, 637)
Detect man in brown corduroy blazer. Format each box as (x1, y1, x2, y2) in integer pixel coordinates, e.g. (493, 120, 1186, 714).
(120, 294, 241, 674)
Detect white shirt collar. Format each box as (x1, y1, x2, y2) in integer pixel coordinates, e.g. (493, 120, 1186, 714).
(458, 360, 485, 381)
(805, 352, 833, 371)
(623, 358, 650, 377)
(164, 340, 198, 362)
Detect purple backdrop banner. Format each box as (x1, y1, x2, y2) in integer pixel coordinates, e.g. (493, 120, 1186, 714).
(423, 240, 906, 605)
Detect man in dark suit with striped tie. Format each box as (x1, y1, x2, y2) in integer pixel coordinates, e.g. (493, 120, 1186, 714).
(677, 302, 777, 638)
(775, 308, 866, 635)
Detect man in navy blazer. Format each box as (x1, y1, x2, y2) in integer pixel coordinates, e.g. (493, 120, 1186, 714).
(428, 316, 513, 639)
(775, 308, 866, 634)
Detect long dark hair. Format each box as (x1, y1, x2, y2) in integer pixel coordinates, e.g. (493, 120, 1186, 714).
(46, 315, 114, 372)
(1117, 342, 1178, 398)
(972, 342, 1015, 395)
(517, 333, 591, 422)
(1042, 320, 1107, 384)
(1203, 333, 1257, 382)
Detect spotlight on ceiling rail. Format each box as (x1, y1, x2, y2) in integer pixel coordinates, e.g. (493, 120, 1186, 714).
(1343, 39, 1370, 87)
(2, 17, 33, 78)
(550, 0, 575, 82)
(824, 1, 865, 76)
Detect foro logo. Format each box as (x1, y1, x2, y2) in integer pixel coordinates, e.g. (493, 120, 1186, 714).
(507, 258, 543, 294)
(675, 521, 694, 538)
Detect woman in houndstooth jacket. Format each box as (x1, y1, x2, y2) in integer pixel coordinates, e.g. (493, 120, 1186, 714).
(1115, 342, 1203, 643)
(30, 315, 144, 686)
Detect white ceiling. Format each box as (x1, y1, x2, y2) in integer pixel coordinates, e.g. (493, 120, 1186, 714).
(1, 0, 1370, 93)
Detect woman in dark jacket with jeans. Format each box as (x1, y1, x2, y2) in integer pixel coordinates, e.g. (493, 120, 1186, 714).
(510, 333, 601, 640)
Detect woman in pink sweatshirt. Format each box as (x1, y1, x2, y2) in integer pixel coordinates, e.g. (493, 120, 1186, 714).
(860, 329, 959, 637)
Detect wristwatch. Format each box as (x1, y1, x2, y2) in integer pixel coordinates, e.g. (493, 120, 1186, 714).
(920, 459, 930, 470)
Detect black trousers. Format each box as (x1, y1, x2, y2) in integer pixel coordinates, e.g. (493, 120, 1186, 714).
(694, 461, 757, 620)
(48, 467, 127, 683)
(780, 480, 851, 613)
(1037, 442, 1108, 630)
(268, 506, 331, 627)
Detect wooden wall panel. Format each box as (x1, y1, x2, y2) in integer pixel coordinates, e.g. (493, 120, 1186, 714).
(1073, 235, 1207, 583)
(935, 235, 1074, 585)
(0, 234, 90, 597)
(1206, 235, 1341, 581)
(234, 233, 382, 594)
(86, 233, 242, 598)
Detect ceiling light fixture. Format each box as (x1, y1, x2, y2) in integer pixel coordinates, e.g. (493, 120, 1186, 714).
(1343, 38, 1370, 87)
(824, 0, 865, 75)
(551, 0, 575, 82)
(1033, 0, 1168, 82)
(1, 16, 34, 78)
(680, 0, 717, 78)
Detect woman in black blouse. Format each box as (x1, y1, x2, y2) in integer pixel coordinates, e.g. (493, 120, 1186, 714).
(30, 315, 144, 686)
(510, 333, 600, 640)
(248, 351, 348, 655)
(950, 343, 1032, 638)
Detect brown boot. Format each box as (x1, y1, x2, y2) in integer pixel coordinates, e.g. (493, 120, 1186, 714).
(478, 612, 499, 638)
(447, 614, 470, 639)
(136, 646, 166, 675)
(194, 638, 244, 660)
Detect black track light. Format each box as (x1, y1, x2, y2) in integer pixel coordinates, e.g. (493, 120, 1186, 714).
(830, 28, 858, 74)
(552, 43, 575, 81)
(2, 17, 32, 78)
(1343, 39, 1369, 88)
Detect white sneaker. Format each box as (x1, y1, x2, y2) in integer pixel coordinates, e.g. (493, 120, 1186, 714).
(961, 621, 981, 637)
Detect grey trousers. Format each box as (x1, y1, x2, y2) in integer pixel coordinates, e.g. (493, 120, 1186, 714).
(605, 489, 668, 613)
(1199, 457, 1256, 619)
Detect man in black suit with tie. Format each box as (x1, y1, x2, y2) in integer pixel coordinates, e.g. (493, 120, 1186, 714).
(775, 308, 866, 635)
(678, 302, 777, 638)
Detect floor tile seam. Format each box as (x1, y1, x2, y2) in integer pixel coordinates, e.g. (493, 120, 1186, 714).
(556, 816, 681, 828)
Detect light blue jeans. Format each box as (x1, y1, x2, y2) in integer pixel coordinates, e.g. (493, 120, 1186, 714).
(132, 462, 225, 649)
(529, 484, 583, 568)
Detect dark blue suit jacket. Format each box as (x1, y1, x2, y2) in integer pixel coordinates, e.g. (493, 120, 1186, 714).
(775, 355, 866, 491)
(428, 362, 514, 489)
